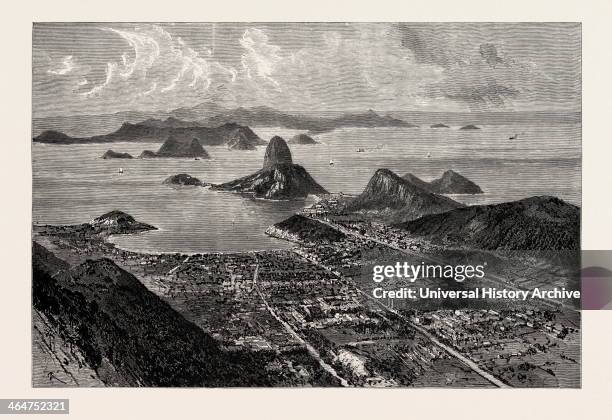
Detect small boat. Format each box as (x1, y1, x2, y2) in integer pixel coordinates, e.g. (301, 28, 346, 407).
(194, 157, 200, 161)
(426, 152, 431, 158)
(509, 134, 518, 140)
(356, 148, 365, 153)
(329, 159, 335, 166)
(118, 167, 124, 175)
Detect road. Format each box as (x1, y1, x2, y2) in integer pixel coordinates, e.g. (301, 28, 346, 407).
(251, 263, 350, 387)
(293, 248, 509, 388)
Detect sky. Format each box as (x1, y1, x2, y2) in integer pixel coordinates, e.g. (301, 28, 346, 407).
(33, 22, 581, 118)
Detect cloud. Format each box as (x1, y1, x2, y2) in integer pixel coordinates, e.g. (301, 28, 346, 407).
(33, 23, 580, 116)
(69, 24, 238, 110)
(47, 55, 75, 75)
(81, 62, 116, 97)
(239, 28, 282, 89)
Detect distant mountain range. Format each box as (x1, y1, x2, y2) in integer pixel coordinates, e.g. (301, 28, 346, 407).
(33, 119, 265, 150)
(212, 136, 327, 200)
(395, 196, 580, 250)
(402, 170, 483, 194)
(345, 169, 463, 223)
(33, 104, 417, 139)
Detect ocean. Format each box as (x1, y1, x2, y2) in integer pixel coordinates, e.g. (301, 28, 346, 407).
(32, 123, 581, 253)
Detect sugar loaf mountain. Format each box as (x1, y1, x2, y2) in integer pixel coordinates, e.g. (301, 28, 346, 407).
(212, 136, 327, 200)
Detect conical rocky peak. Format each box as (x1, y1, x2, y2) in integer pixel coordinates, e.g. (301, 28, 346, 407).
(263, 136, 293, 169)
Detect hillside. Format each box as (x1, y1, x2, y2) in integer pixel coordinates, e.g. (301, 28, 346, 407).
(395, 196, 580, 250)
(402, 170, 483, 194)
(346, 169, 463, 223)
(266, 215, 346, 244)
(32, 242, 284, 386)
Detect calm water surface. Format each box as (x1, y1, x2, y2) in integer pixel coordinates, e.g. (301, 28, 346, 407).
(32, 123, 580, 253)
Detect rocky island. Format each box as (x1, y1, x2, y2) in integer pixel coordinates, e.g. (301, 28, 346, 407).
(139, 136, 210, 159)
(460, 124, 481, 130)
(288, 134, 318, 145)
(163, 173, 206, 187)
(101, 150, 133, 159)
(212, 136, 328, 200)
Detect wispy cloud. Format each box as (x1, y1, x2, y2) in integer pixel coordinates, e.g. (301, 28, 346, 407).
(47, 55, 75, 75)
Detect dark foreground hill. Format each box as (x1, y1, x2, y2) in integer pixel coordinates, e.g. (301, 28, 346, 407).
(402, 170, 483, 194)
(266, 215, 346, 244)
(345, 169, 462, 223)
(214, 136, 327, 200)
(395, 196, 580, 250)
(31, 242, 294, 386)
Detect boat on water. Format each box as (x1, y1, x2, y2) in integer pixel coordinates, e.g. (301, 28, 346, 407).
(329, 159, 335, 166)
(509, 133, 519, 140)
(118, 167, 124, 175)
(356, 148, 365, 152)
(426, 152, 431, 158)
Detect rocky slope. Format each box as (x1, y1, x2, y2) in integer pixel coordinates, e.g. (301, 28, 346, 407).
(139, 137, 210, 158)
(395, 196, 580, 250)
(263, 136, 293, 168)
(346, 169, 463, 223)
(402, 170, 483, 194)
(32, 242, 284, 386)
(429, 170, 483, 194)
(214, 136, 327, 200)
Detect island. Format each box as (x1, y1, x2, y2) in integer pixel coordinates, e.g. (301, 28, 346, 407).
(288, 134, 318, 145)
(139, 137, 210, 159)
(212, 136, 328, 200)
(163, 173, 207, 187)
(101, 150, 133, 159)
